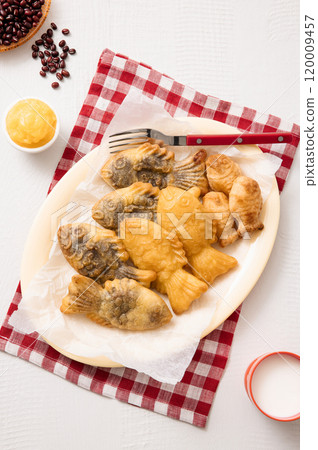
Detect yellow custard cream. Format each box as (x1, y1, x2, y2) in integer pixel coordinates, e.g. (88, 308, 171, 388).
(6, 99, 57, 148)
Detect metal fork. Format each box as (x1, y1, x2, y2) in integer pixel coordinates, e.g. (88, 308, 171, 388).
(108, 128, 186, 153)
(108, 128, 293, 153)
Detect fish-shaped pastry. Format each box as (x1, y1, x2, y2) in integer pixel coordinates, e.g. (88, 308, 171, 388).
(61, 275, 172, 331)
(203, 192, 239, 247)
(157, 186, 238, 284)
(92, 182, 159, 231)
(101, 142, 209, 194)
(58, 223, 156, 287)
(120, 218, 208, 315)
(229, 176, 264, 236)
(93, 182, 237, 283)
(206, 154, 242, 195)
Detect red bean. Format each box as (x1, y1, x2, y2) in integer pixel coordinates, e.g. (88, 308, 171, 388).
(68, 48, 76, 55)
(51, 82, 59, 89)
(39, 70, 46, 77)
(61, 69, 70, 78)
(62, 28, 69, 35)
(56, 72, 63, 81)
(50, 22, 57, 30)
(59, 39, 65, 47)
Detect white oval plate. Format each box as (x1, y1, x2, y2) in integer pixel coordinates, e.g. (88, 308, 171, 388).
(21, 118, 280, 367)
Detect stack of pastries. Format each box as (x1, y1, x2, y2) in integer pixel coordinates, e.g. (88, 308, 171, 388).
(58, 142, 264, 331)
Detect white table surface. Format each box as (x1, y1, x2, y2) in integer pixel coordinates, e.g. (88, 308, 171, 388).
(0, 1, 299, 449)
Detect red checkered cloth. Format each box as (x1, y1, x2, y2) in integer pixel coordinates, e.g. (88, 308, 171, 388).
(0, 49, 300, 428)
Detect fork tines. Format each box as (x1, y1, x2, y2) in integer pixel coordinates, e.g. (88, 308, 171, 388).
(109, 128, 151, 151)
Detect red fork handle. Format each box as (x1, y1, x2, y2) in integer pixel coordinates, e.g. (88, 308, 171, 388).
(186, 132, 293, 146)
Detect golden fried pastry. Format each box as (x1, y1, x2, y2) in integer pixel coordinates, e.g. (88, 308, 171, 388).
(61, 275, 172, 331)
(157, 186, 238, 283)
(58, 223, 156, 287)
(92, 182, 159, 231)
(101, 142, 208, 194)
(203, 192, 239, 247)
(120, 218, 208, 314)
(229, 176, 264, 236)
(206, 154, 242, 195)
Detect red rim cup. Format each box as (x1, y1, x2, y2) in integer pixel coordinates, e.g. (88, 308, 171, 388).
(244, 351, 300, 422)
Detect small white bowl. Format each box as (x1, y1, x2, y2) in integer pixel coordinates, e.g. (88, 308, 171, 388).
(3, 98, 60, 154)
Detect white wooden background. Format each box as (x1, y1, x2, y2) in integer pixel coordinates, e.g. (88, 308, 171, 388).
(0, 1, 299, 449)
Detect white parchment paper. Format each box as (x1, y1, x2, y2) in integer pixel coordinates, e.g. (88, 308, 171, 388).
(9, 88, 282, 384)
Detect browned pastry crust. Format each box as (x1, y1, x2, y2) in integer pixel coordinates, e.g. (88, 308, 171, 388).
(92, 182, 159, 231)
(120, 218, 208, 314)
(58, 223, 156, 287)
(206, 154, 242, 195)
(101, 142, 208, 194)
(157, 186, 237, 283)
(61, 275, 172, 331)
(229, 176, 264, 236)
(203, 191, 239, 247)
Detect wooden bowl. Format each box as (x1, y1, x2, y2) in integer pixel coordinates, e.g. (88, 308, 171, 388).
(0, 0, 51, 53)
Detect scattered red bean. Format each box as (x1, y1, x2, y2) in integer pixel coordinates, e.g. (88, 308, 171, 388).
(29, 20, 76, 88)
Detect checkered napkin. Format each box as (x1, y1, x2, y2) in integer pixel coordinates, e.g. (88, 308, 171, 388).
(0, 49, 300, 428)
